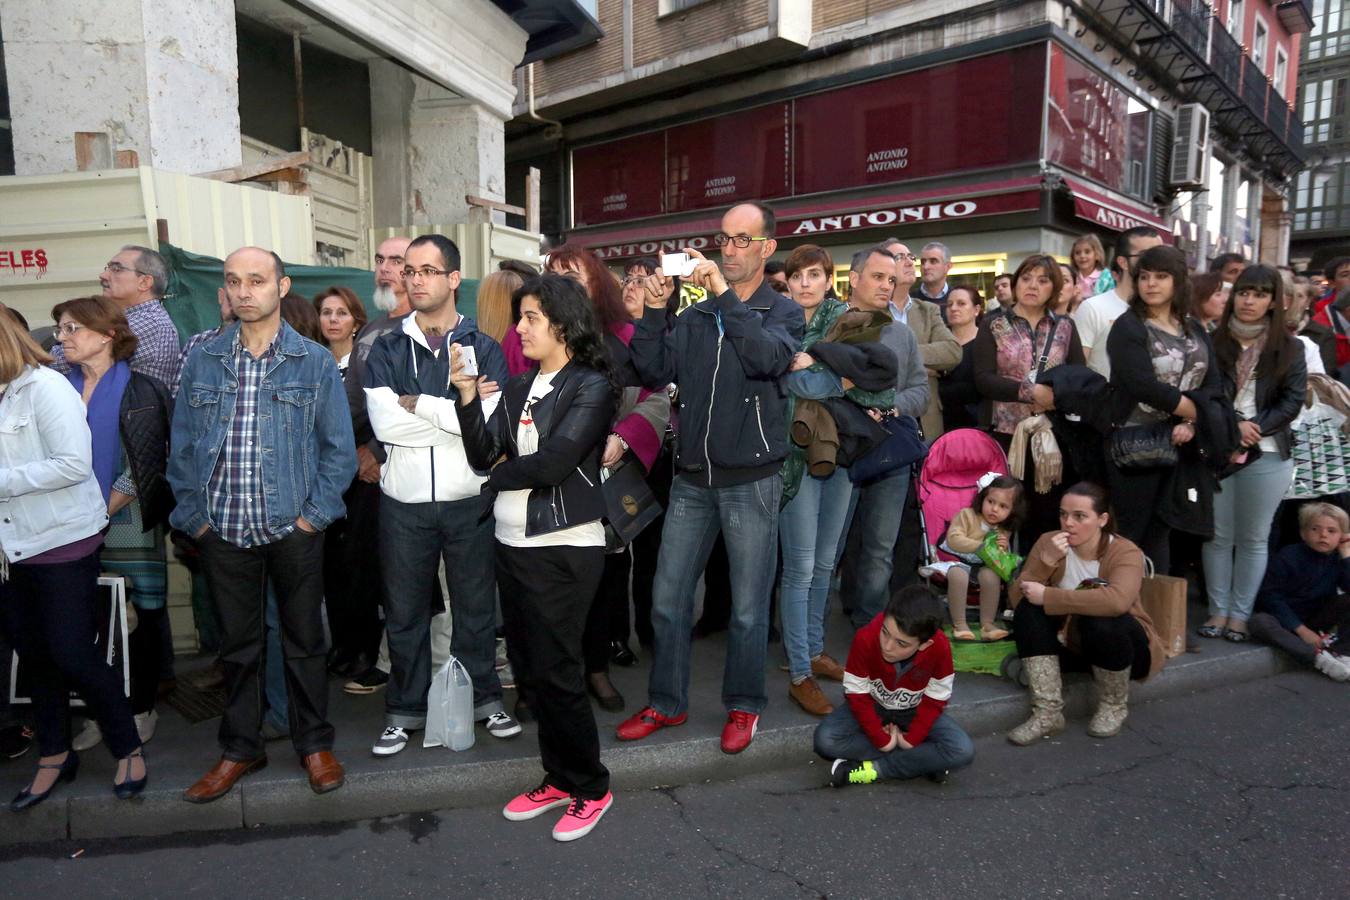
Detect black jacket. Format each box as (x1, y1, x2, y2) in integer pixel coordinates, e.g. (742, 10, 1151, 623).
(1104, 311, 1215, 427)
(120, 372, 175, 531)
(1215, 335, 1307, 460)
(456, 362, 615, 538)
(631, 280, 803, 487)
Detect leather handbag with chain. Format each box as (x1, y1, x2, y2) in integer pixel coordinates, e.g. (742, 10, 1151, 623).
(1107, 421, 1178, 470)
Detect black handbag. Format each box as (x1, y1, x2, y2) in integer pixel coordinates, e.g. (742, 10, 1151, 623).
(601, 455, 663, 548)
(848, 414, 927, 485)
(1107, 422, 1177, 470)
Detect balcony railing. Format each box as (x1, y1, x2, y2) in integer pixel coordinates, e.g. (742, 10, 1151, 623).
(1207, 19, 1242, 92)
(1267, 97, 1288, 143)
(1241, 56, 1269, 122)
(1170, 0, 1210, 57)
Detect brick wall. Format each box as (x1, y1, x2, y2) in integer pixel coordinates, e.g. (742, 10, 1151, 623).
(534, 0, 627, 96)
(632, 0, 769, 68)
(814, 0, 908, 31)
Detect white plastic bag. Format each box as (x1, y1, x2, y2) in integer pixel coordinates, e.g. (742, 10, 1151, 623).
(424, 656, 475, 751)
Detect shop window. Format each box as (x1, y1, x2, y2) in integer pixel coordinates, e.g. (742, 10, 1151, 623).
(1046, 46, 1153, 200)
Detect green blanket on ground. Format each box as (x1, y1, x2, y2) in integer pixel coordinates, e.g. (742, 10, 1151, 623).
(944, 625, 1014, 676)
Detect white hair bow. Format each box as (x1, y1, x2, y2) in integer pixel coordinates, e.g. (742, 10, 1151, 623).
(976, 471, 1000, 490)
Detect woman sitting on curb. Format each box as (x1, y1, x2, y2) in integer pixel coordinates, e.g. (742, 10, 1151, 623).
(1006, 482, 1166, 744)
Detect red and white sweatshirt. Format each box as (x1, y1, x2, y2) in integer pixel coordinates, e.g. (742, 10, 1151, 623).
(843, 613, 955, 750)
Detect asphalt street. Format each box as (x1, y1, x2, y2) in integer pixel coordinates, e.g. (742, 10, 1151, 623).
(0, 668, 1344, 899)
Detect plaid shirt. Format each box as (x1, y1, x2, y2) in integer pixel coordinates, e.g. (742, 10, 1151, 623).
(204, 331, 294, 548)
(52, 299, 182, 390)
(173, 325, 226, 398)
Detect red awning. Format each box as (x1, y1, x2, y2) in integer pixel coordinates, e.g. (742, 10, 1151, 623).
(1063, 177, 1172, 240)
(571, 176, 1045, 261)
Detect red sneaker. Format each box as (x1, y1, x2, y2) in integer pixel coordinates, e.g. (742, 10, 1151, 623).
(502, 782, 571, 821)
(552, 792, 613, 842)
(720, 710, 759, 754)
(615, 706, 688, 741)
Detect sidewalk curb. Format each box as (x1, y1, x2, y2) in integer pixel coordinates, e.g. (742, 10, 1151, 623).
(1, 644, 1295, 846)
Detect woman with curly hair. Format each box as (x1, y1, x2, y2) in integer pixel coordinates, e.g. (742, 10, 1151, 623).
(453, 274, 617, 842)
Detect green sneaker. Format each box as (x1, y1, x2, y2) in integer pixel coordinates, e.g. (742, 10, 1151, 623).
(829, 759, 879, 787)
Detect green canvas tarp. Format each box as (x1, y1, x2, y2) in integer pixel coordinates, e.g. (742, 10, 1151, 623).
(158, 243, 479, 340)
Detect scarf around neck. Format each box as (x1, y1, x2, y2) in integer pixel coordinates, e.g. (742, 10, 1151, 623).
(68, 360, 131, 504)
(1227, 318, 1268, 397)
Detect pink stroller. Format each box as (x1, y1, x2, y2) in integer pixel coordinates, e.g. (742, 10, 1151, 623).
(916, 429, 1010, 581)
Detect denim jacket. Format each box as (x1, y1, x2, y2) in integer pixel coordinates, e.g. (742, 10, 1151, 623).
(0, 365, 109, 562)
(167, 320, 356, 538)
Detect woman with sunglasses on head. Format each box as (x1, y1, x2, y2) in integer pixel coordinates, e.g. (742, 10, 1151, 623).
(1198, 265, 1306, 643)
(453, 274, 617, 841)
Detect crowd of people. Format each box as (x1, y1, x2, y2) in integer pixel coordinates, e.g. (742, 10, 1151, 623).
(1, 205, 1348, 844)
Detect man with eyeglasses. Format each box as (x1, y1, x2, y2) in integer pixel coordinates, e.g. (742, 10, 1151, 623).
(911, 241, 954, 316)
(52, 246, 181, 390)
(881, 238, 959, 441)
(619, 201, 804, 755)
(362, 234, 520, 756)
(1072, 226, 1162, 378)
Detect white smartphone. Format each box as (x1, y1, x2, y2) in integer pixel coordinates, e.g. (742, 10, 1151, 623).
(458, 344, 478, 377)
(660, 252, 699, 278)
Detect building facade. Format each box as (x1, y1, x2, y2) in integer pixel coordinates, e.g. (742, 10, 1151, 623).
(507, 0, 1310, 286)
(1290, 0, 1350, 274)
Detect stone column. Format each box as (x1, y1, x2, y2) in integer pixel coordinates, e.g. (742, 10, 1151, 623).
(2, 0, 241, 175)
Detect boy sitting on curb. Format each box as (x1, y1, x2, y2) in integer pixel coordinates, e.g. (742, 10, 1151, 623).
(1250, 502, 1350, 682)
(814, 585, 975, 786)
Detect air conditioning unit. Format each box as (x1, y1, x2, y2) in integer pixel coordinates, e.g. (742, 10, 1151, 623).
(1169, 102, 1211, 189)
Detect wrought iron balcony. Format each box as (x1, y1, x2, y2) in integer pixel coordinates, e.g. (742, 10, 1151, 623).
(1241, 56, 1269, 122)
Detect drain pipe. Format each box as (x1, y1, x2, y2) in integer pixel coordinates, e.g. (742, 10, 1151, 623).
(526, 64, 564, 141)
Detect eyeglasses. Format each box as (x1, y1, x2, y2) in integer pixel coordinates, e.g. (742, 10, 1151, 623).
(401, 266, 451, 281)
(103, 262, 149, 276)
(57, 322, 87, 336)
(621, 276, 647, 287)
(714, 233, 771, 249)
(893, 253, 918, 262)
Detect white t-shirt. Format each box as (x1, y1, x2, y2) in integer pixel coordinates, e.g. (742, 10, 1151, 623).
(1056, 539, 1107, 590)
(494, 370, 606, 549)
(1235, 377, 1281, 454)
(1297, 335, 1326, 377)
(1072, 288, 1130, 378)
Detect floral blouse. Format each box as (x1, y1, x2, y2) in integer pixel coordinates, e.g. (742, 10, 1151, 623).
(973, 309, 1085, 435)
(1124, 320, 1208, 426)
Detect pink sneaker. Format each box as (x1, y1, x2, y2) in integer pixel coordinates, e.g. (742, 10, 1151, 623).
(552, 792, 612, 842)
(502, 783, 571, 821)
(720, 710, 759, 754)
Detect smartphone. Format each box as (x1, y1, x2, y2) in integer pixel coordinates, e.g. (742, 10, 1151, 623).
(458, 344, 478, 377)
(660, 252, 698, 278)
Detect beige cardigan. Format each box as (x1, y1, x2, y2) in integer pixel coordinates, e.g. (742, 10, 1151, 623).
(944, 507, 1010, 554)
(1008, 532, 1166, 680)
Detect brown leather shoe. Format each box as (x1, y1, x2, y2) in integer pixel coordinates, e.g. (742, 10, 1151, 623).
(182, 756, 267, 804)
(811, 653, 846, 682)
(788, 676, 835, 717)
(301, 751, 345, 794)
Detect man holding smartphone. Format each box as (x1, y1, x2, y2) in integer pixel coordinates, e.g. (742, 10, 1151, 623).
(362, 234, 519, 757)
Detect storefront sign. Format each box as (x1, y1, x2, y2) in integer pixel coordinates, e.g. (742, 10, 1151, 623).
(0, 248, 49, 278)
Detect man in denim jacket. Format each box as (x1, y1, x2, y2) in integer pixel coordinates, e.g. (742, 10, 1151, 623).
(168, 247, 356, 803)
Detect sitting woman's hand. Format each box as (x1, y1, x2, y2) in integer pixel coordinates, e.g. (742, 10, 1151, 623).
(1171, 421, 1195, 446)
(1018, 581, 1047, 605)
(790, 352, 815, 372)
(1040, 531, 1071, 566)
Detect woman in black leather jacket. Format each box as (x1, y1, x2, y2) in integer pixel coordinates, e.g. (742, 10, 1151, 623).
(1199, 265, 1307, 643)
(452, 274, 618, 842)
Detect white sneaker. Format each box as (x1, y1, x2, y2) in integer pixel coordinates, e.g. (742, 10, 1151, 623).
(71, 719, 103, 751)
(372, 726, 410, 756)
(481, 711, 522, 739)
(1314, 650, 1350, 683)
(134, 709, 158, 743)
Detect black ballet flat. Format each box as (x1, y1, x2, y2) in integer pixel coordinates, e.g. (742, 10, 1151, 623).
(114, 748, 148, 800)
(10, 751, 79, 812)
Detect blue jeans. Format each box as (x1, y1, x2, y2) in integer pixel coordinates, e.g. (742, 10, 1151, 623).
(1203, 454, 1294, 624)
(647, 473, 782, 717)
(264, 584, 288, 733)
(779, 467, 855, 679)
(838, 467, 911, 629)
(812, 704, 974, 779)
(380, 495, 503, 728)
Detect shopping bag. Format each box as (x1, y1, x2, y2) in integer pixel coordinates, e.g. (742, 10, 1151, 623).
(1287, 393, 1350, 499)
(424, 656, 475, 751)
(10, 575, 129, 705)
(1138, 559, 1187, 659)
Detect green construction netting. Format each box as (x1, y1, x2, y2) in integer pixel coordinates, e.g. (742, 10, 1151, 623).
(158, 243, 479, 340)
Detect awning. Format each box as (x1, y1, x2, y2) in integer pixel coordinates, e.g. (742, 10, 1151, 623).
(1063, 177, 1172, 239)
(572, 176, 1045, 261)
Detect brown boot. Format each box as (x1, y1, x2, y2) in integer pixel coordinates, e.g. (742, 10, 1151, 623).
(810, 653, 846, 682)
(788, 676, 835, 716)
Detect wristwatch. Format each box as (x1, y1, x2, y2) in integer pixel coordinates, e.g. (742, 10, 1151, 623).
(614, 434, 629, 453)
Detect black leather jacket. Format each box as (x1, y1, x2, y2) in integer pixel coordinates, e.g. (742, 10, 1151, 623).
(120, 371, 175, 530)
(456, 362, 615, 538)
(1218, 335, 1308, 460)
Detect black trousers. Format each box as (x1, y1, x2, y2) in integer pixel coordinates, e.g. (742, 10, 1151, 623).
(497, 542, 609, 800)
(0, 553, 139, 759)
(630, 447, 674, 646)
(198, 528, 333, 760)
(583, 551, 632, 675)
(323, 478, 384, 659)
(129, 605, 166, 714)
(1013, 601, 1151, 679)
(1105, 462, 1172, 573)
